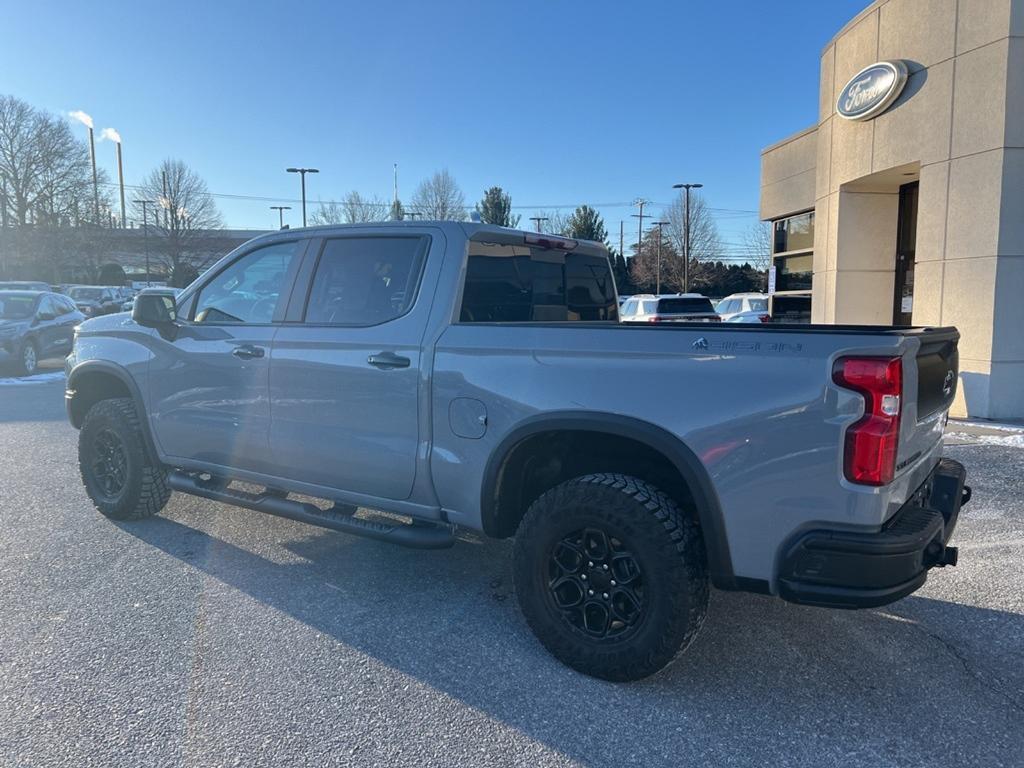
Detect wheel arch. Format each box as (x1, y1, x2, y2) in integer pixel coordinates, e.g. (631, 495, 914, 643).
(66, 360, 159, 462)
(481, 411, 737, 589)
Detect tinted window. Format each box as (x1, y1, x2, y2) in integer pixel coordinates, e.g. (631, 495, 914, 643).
(37, 296, 58, 319)
(460, 243, 617, 323)
(304, 237, 427, 325)
(772, 295, 811, 323)
(0, 294, 36, 319)
(774, 253, 813, 293)
(657, 297, 715, 314)
(194, 241, 300, 324)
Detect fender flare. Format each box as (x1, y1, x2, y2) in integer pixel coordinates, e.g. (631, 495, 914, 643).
(481, 411, 737, 589)
(66, 359, 160, 463)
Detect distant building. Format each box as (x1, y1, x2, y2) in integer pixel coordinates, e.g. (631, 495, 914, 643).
(760, 0, 1023, 419)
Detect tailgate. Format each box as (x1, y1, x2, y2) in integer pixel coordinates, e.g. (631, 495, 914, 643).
(915, 328, 959, 419)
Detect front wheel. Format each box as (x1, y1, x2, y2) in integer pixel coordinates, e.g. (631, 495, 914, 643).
(79, 398, 170, 520)
(513, 473, 709, 682)
(16, 339, 38, 376)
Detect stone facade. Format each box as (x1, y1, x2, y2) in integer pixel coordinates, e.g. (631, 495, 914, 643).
(761, 0, 1024, 419)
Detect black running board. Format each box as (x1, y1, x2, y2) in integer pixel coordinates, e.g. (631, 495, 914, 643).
(167, 471, 455, 549)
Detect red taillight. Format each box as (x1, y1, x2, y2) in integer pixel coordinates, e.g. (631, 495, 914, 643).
(832, 356, 903, 486)
(758, 314, 771, 323)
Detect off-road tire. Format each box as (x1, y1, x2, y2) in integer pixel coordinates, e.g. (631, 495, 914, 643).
(16, 339, 38, 376)
(513, 473, 709, 682)
(79, 397, 170, 520)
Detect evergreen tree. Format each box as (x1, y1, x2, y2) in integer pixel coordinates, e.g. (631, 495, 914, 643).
(565, 205, 608, 243)
(476, 186, 520, 227)
(389, 199, 405, 221)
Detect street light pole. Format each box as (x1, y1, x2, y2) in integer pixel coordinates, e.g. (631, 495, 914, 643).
(672, 183, 703, 293)
(133, 199, 156, 287)
(270, 205, 291, 229)
(529, 216, 548, 232)
(286, 167, 319, 226)
(652, 221, 669, 294)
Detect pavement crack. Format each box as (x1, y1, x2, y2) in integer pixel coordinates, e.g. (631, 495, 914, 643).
(917, 623, 1024, 716)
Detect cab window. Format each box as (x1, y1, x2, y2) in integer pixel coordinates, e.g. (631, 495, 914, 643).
(303, 236, 428, 325)
(193, 242, 300, 324)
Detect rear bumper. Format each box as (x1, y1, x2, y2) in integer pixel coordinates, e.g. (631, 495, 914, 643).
(778, 458, 968, 609)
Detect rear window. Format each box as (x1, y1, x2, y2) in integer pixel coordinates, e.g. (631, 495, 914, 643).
(460, 243, 617, 323)
(656, 297, 715, 314)
(749, 298, 768, 311)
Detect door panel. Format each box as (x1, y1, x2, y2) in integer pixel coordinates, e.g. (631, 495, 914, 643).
(147, 240, 305, 471)
(269, 234, 435, 500)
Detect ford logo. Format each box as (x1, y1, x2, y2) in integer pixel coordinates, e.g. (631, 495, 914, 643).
(836, 60, 909, 121)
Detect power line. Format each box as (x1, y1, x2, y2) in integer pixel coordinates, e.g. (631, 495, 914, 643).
(95, 180, 759, 217)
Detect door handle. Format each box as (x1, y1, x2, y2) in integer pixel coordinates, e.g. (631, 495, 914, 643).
(232, 344, 265, 360)
(367, 351, 410, 369)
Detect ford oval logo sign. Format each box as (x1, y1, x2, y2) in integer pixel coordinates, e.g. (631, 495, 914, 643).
(836, 60, 909, 121)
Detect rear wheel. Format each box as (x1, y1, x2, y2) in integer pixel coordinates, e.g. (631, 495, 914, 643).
(79, 398, 170, 520)
(16, 339, 38, 376)
(513, 473, 708, 681)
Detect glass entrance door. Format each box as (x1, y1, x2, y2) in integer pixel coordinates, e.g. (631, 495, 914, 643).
(893, 181, 919, 325)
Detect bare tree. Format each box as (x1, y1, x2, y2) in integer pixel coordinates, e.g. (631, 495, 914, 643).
(741, 220, 773, 274)
(530, 209, 570, 235)
(309, 192, 390, 225)
(133, 159, 222, 283)
(410, 169, 466, 221)
(0, 95, 103, 227)
(662, 191, 722, 264)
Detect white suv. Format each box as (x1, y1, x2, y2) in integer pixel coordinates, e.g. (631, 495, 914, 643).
(620, 294, 721, 323)
(715, 293, 768, 322)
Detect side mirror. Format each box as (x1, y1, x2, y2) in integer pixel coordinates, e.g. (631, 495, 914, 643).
(133, 293, 177, 328)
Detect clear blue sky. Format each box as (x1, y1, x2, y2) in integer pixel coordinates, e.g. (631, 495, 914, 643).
(3, 0, 867, 257)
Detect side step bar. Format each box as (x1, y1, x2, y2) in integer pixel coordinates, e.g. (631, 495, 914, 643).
(167, 471, 455, 550)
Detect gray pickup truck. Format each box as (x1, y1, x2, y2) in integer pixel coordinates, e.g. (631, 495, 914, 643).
(65, 222, 970, 681)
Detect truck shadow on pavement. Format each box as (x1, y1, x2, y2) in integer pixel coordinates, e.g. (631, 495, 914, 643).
(121, 511, 1024, 766)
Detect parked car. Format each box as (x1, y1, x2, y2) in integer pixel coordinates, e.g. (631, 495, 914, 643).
(0, 280, 51, 292)
(620, 293, 721, 323)
(715, 293, 768, 321)
(122, 287, 178, 313)
(66, 222, 968, 681)
(0, 290, 84, 375)
(66, 285, 121, 317)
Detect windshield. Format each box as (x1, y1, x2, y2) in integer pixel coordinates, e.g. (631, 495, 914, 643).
(0, 295, 36, 320)
(69, 287, 103, 301)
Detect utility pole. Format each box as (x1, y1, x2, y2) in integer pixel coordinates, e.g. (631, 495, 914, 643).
(162, 170, 169, 228)
(133, 199, 156, 287)
(653, 221, 669, 294)
(631, 200, 652, 287)
(619, 220, 624, 263)
(672, 183, 703, 293)
(286, 167, 320, 227)
(270, 205, 291, 229)
(529, 216, 548, 233)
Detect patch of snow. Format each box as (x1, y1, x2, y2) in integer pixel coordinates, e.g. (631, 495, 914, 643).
(953, 420, 1024, 434)
(944, 431, 1024, 449)
(0, 371, 66, 386)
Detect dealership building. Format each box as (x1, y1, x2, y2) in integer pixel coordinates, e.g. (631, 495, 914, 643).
(760, 0, 1023, 419)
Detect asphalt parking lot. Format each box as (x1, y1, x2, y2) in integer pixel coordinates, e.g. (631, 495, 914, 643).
(1, 373, 1022, 767)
